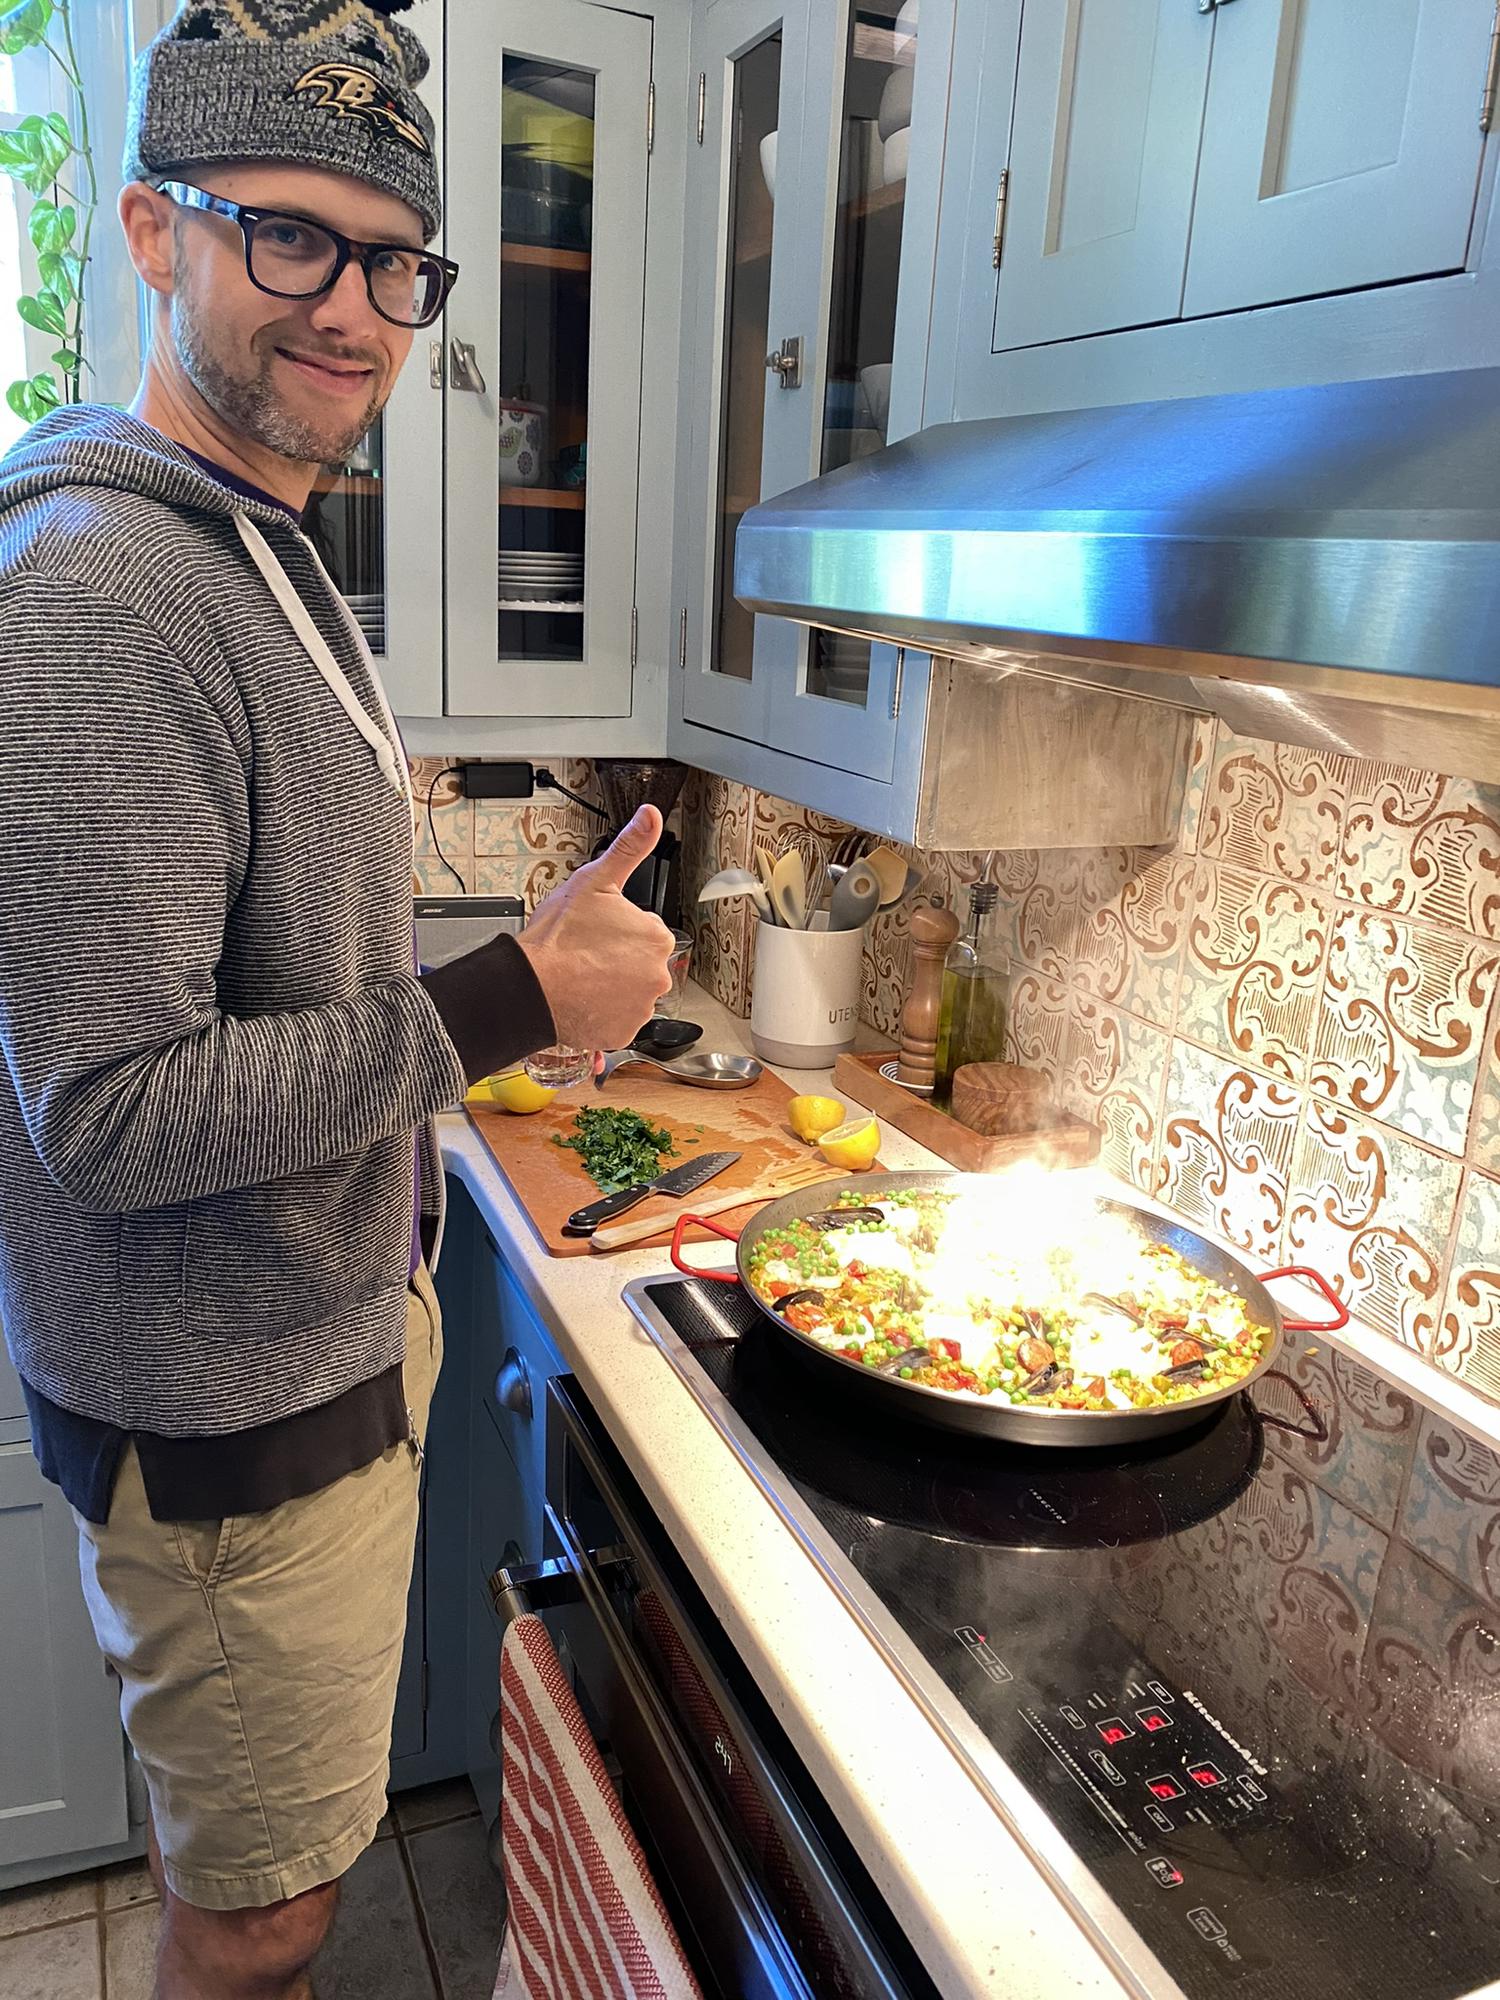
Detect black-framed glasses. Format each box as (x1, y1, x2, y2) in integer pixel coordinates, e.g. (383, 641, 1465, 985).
(159, 182, 460, 330)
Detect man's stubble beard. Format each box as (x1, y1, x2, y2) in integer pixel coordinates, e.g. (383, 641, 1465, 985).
(170, 259, 386, 467)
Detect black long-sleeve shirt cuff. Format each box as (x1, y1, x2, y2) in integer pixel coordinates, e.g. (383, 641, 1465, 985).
(419, 932, 555, 1085)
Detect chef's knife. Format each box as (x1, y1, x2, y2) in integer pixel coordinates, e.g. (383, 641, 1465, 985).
(563, 1150, 740, 1237)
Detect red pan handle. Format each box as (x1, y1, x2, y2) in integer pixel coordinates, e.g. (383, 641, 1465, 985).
(1257, 1265, 1349, 1334)
(670, 1212, 743, 1283)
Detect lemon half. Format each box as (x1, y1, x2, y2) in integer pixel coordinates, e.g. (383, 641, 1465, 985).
(787, 1094, 845, 1144)
(816, 1114, 880, 1172)
(466, 1068, 557, 1114)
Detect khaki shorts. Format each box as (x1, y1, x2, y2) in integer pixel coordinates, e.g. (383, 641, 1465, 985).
(72, 1264, 443, 1911)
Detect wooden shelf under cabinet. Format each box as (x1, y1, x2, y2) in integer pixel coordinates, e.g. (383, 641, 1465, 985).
(498, 486, 586, 509)
(502, 242, 591, 273)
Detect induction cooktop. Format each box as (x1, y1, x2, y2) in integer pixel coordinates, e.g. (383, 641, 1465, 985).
(623, 1274, 1500, 2000)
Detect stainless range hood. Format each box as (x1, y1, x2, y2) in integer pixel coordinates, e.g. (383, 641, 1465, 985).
(736, 366, 1500, 780)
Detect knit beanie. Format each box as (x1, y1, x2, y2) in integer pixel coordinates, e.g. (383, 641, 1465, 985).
(123, 1, 441, 241)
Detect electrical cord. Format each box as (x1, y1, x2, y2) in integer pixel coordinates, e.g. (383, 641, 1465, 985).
(534, 766, 611, 822)
(426, 765, 468, 893)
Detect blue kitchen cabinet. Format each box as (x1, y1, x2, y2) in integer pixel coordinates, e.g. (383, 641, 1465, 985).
(0, 1443, 130, 1872)
(458, 1191, 566, 1828)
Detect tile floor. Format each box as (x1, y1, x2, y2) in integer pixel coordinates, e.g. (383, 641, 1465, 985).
(0, 1779, 502, 1999)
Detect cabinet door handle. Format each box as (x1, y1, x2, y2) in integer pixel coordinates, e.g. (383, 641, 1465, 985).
(495, 1348, 532, 1419)
(764, 335, 803, 389)
(449, 339, 488, 395)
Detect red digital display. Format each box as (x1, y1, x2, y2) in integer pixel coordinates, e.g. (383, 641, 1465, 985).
(1137, 1708, 1171, 1733)
(1188, 1762, 1226, 1790)
(1147, 1776, 1185, 1802)
(1097, 1721, 1133, 1746)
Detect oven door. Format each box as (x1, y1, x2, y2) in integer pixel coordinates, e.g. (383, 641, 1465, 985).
(489, 1375, 936, 2000)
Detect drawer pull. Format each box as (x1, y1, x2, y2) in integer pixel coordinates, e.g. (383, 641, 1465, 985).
(494, 1349, 532, 1420)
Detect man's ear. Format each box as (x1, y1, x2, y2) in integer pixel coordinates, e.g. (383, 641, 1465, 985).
(118, 182, 176, 299)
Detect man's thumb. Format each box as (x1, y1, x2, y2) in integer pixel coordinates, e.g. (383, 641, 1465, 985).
(589, 803, 663, 890)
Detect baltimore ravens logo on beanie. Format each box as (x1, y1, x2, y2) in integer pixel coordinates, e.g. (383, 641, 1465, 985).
(124, 0, 442, 238)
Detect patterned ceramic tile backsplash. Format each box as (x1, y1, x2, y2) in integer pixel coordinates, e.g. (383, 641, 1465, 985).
(678, 727, 1500, 1409)
(410, 757, 611, 901)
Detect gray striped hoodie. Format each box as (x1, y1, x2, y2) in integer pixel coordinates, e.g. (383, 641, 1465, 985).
(0, 406, 537, 1434)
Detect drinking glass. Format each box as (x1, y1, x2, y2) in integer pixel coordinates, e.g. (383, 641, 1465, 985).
(523, 1044, 592, 1088)
(654, 929, 695, 1018)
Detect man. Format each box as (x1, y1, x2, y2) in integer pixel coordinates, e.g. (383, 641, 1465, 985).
(0, 3, 672, 1994)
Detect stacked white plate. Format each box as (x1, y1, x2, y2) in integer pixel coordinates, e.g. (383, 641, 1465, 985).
(499, 549, 584, 607)
(344, 591, 386, 653)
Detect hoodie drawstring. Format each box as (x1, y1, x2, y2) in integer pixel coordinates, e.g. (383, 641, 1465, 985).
(232, 511, 410, 805)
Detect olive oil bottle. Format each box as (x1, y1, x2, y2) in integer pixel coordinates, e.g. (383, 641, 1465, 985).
(932, 882, 1009, 1108)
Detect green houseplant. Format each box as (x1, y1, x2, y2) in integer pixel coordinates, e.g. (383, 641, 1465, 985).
(0, 0, 96, 425)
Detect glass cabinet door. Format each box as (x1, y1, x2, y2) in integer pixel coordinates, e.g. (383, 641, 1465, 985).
(680, 0, 818, 743)
(446, 0, 650, 718)
(766, 0, 929, 780)
(304, 419, 386, 656)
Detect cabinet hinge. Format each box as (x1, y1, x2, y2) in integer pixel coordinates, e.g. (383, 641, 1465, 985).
(1482, 0, 1500, 132)
(677, 607, 688, 668)
(991, 168, 1009, 269)
(696, 71, 706, 145)
(630, 604, 639, 669)
(647, 79, 655, 154)
(890, 646, 906, 722)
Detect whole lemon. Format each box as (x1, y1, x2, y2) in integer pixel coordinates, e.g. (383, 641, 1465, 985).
(787, 1094, 845, 1145)
(816, 1115, 880, 1172)
(466, 1068, 557, 1114)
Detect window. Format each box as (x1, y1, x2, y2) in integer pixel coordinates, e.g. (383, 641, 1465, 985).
(0, 9, 146, 454)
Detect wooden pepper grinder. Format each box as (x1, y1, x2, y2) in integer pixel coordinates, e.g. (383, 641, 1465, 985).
(896, 897, 960, 1091)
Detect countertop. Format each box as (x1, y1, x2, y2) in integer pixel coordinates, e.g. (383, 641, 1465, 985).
(437, 986, 1500, 2000)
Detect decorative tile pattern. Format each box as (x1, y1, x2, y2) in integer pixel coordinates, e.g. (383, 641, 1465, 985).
(1471, 1004, 1500, 1176)
(1072, 847, 1190, 1025)
(1339, 762, 1500, 939)
(1436, 1170, 1500, 1399)
(1063, 997, 1169, 1192)
(1259, 1340, 1421, 1535)
(1284, 1102, 1462, 1355)
(1008, 972, 1071, 1086)
(1200, 731, 1351, 887)
(679, 768, 754, 1016)
(1155, 1043, 1300, 1260)
(1178, 865, 1329, 1082)
(1400, 1408, 1500, 1608)
(1312, 913, 1499, 1154)
(1177, 714, 1219, 857)
(1359, 1550, 1500, 1807)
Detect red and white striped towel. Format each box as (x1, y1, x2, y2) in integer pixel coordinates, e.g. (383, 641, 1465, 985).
(494, 1613, 704, 2000)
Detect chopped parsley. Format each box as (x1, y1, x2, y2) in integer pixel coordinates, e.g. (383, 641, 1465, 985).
(553, 1106, 678, 1194)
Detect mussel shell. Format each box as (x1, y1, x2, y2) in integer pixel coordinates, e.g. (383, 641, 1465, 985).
(1022, 1363, 1074, 1397)
(1163, 1358, 1208, 1382)
(877, 1346, 930, 1375)
(802, 1206, 887, 1229)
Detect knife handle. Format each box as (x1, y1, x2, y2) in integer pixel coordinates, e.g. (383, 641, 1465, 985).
(564, 1183, 649, 1236)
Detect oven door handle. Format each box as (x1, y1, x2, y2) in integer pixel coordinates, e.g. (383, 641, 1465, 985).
(488, 1543, 631, 1626)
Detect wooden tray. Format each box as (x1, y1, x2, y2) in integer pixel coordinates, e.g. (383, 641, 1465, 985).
(833, 1050, 1100, 1174)
(468, 1060, 827, 1256)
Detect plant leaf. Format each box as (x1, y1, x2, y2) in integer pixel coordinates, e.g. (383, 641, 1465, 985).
(28, 369, 59, 410)
(5, 378, 40, 422)
(41, 112, 69, 145)
(0, 133, 33, 171)
(37, 251, 73, 299)
(0, 0, 52, 55)
(29, 198, 74, 253)
(50, 347, 80, 370)
(17, 291, 65, 334)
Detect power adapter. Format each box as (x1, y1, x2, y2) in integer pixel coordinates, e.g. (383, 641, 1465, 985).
(459, 760, 534, 800)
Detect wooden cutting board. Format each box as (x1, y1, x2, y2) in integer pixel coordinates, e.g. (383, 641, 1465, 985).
(467, 1062, 824, 1256)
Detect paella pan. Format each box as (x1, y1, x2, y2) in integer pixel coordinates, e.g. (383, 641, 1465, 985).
(670, 1170, 1347, 1445)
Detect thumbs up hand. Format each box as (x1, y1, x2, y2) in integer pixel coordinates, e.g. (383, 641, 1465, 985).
(516, 805, 677, 1053)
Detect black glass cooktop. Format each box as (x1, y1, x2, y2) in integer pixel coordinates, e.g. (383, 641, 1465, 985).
(633, 1277, 1500, 2000)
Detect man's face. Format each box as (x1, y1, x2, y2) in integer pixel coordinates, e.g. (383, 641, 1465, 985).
(166, 163, 420, 466)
